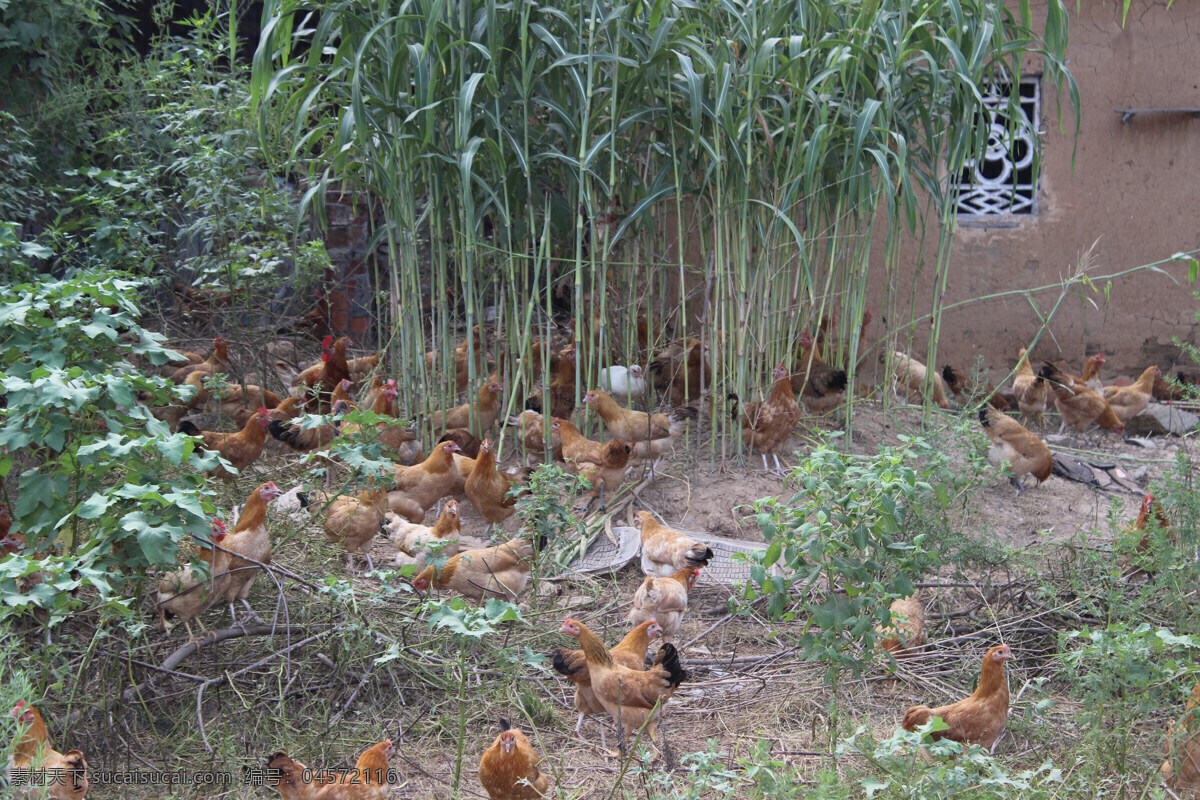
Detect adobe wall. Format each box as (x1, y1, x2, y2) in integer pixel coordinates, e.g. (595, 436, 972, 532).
(870, 0, 1200, 383)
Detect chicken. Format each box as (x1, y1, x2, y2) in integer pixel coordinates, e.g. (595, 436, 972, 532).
(178, 408, 271, 480)
(155, 520, 231, 637)
(388, 500, 463, 572)
(183, 371, 282, 418)
(599, 364, 647, 404)
(295, 336, 353, 412)
(1102, 365, 1160, 424)
(1121, 491, 1177, 576)
(551, 620, 662, 750)
(885, 350, 950, 409)
(1012, 347, 1049, 427)
(876, 596, 926, 658)
(1161, 682, 1200, 797)
(216, 482, 282, 622)
(635, 511, 713, 578)
(581, 390, 694, 466)
(465, 439, 526, 523)
(941, 365, 1009, 410)
(433, 381, 502, 434)
(6, 701, 88, 800)
(1039, 362, 1124, 436)
(438, 428, 482, 459)
(559, 618, 688, 752)
(388, 441, 462, 518)
(1066, 352, 1105, 392)
(792, 331, 848, 414)
(411, 535, 541, 603)
(554, 417, 609, 470)
(346, 353, 380, 383)
(576, 438, 631, 512)
(731, 361, 802, 473)
(526, 346, 577, 420)
(426, 325, 486, 394)
(169, 335, 230, 383)
(322, 487, 389, 572)
(629, 568, 699, 643)
(509, 410, 562, 464)
(265, 738, 395, 800)
(978, 406, 1052, 493)
(478, 720, 551, 800)
(331, 379, 356, 408)
(269, 401, 352, 452)
(155, 344, 205, 377)
(370, 380, 421, 463)
(902, 644, 1013, 752)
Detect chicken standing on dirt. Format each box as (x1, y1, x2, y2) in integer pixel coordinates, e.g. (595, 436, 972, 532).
(1039, 362, 1124, 436)
(978, 406, 1052, 493)
(552, 620, 662, 751)
(411, 535, 542, 603)
(885, 350, 950, 409)
(321, 487, 389, 572)
(217, 481, 282, 622)
(730, 360, 802, 473)
(6, 701, 88, 800)
(178, 407, 271, 480)
(169, 334, 229, 383)
(510, 410, 561, 463)
(576, 438, 631, 512)
(902, 644, 1013, 752)
(1012, 348, 1048, 426)
(792, 331, 848, 414)
(388, 441, 461, 518)
(629, 568, 699, 643)
(155, 520, 231, 638)
(582, 389, 694, 467)
(265, 738, 394, 800)
(1102, 365, 1160, 424)
(478, 720, 551, 800)
(465, 439, 525, 523)
(559, 618, 688, 756)
(433, 381, 502, 435)
(635, 511, 713, 578)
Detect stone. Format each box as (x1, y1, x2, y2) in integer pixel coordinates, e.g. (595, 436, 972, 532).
(1124, 403, 1200, 437)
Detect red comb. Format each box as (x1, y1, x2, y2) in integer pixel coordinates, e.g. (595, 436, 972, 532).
(322, 335, 334, 349)
(258, 407, 268, 415)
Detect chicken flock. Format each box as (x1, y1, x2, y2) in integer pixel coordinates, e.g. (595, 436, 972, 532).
(5, 309, 1198, 800)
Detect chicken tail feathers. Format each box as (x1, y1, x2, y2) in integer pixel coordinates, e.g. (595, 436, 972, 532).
(551, 648, 585, 677)
(178, 420, 201, 437)
(726, 393, 741, 421)
(901, 705, 934, 733)
(525, 396, 544, 413)
(670, 406, 699, 423)
(685, 545, 714, 568)
(498, 718, 512, 732)
(655, 642, 689, 687)
(978, 406, 991, 427)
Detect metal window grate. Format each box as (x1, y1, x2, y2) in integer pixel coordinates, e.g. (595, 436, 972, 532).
(956, 78, 1040, 217)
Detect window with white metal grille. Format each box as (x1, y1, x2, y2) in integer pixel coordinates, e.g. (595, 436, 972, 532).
(956, 78, 1040, 217)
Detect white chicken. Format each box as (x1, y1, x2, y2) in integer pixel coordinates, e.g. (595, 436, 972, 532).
(598, 364, 647, 403)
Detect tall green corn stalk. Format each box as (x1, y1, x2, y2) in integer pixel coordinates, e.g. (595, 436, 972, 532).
(251, 0, 1076, 455)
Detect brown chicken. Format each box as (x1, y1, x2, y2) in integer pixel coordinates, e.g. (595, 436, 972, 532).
(662, 339, 708, 407)
(1121, 491, 1178, 577)
(412, 535, 542, 602)
(559, 619, 688, 752)
(576, 438, 632, 512)
(902, 644, 1013, 752)
(941, 364, 1009, 410)
(509, 410, 562, 464)
(183, 371, 282, 418)
(478, 721, 551, 800)
(1102, 365, 1160, 424)
(346, 353, 380, 383)
(465, 439, 525, 523)
(156, 520, 231, 637)
(552, 620, 662, 750)
(6, 702, 88, 800)
(582, 390, 694, 465)
(876, 596, 927, 658)
(216, 482, 281, 622)
(629, 568, 699, 643)
(388, 441, 462, 517)
(978, 406, 1052, 493)
(426, 325, 486, 394)
(331, 378, 356, 408)
(269, 401, 352, 452)
(178, 408, 271, 480)
(1161, 682, 1200, 797)
(635, 511, 713, 578)
(526, 346, 577, 420)
(169, 334, 230, 383)
(322, 487, 389, 572)
(731, 361, 802, 473)
(369, 380, 420, 464)
(1039, 362, 1124, 436)
(1012, 348, 1049, 426)
(296, 336, 353, 412)
(1066, 352, 1105, 392)
(438, 428, 482, 459)
(266, 738, 394, 800)
(388, 500, 463, 572)
(434, 381, 502, 434)
(885, 350, 950, 409)
(792, 331, 848, 414)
